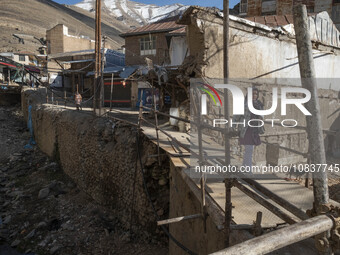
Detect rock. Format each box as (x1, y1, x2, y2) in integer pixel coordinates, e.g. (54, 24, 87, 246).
(8, 190, 23, 198)
(3, 215, 11, 224)
(158, 178, 167, 186)
(61, 222, 74, 231)
(37, 221, 47, 229)
(157, 208, 164, 216)
(38, 162, 57, 172)
(10, 239, 20, 247)
(50, 244, 61, 254)
(38, 188, 50, 199)
(24, 229, 35, 239)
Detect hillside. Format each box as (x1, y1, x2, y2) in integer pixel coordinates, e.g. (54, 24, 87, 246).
(75, 0, 188, 25)
(0, 0, 131, 54)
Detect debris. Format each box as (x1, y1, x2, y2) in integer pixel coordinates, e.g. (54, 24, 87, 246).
(38, 188, 50, 199)
(10, 239, 20, 247)
(49, 245, 61, 254)
(3, 215, 12, 224)
(24, 229, 35, 239)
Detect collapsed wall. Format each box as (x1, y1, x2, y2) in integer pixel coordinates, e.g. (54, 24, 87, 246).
(21, 87, 170, 236)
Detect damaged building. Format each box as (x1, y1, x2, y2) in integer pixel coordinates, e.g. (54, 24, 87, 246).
(239, 0, 340, 31)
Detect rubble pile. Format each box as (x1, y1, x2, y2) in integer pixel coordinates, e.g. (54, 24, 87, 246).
(0, 106, 167, 255)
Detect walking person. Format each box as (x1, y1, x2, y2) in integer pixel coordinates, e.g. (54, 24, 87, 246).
(75, 85, 82, 111)
(234, 87, 264, 172)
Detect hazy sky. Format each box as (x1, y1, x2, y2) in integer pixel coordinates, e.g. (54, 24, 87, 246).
(53, 0, 240, 9)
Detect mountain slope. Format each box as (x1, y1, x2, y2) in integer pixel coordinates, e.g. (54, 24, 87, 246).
(0, 0, 128, 53)
(75, 0, 188, 25)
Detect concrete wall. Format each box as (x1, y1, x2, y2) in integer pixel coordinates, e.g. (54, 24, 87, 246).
(46, 24, 95, 54)
(169, 162, 253, 255)
(63, 36, 95, 53)
(21, 88, 170, 237)
(186, 13, 340, 81)
(124, 33, 170, 66)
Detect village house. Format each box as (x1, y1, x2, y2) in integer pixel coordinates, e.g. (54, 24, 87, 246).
(46, 24, 96, 78)
(238, 0, 340, 30)
(48, 49, 125, 90)
(120, 16, 188, 66)
(0, 52, 32, 66)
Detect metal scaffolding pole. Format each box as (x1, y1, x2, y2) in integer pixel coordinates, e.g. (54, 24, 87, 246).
(210, 215, 334, 255)
(223, 0, 232, 248)
(93, 0, 102, 114)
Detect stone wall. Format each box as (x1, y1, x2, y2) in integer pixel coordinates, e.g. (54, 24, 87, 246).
(21, 88, 170, 237)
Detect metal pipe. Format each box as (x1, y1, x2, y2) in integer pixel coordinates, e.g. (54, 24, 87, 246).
(110, 73, 113, 111)
(210, 215, 333, 255)
(157, 214, 202, 226)
(153, 93, 161, 166)
(233, 180, 297, 224)
(223, 0, 232, 247)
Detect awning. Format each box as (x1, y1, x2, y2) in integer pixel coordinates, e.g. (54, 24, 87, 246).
(61, 59, 95, 64)
(86, 66, 138, 79)
(25, 65, 40, 73)
(0, 62, 17, 68)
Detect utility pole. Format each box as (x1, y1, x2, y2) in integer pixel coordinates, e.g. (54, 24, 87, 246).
(293, 5, 331, 255)
(223, 0, 232, 248)
(101, 36, 107, 114)
(94, 0, 102, 114)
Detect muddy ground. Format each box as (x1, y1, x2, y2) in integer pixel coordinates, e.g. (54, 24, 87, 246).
(0, 105, 168, 255)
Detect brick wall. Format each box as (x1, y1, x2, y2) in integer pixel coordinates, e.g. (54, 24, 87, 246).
(315, 0, 333, 14)
(247, 0, 262, 16)
(124, 33, 170, 66)
(277, 0, 293, 15)
(245, 0, 333, 16)
(46, 24, 65, 54)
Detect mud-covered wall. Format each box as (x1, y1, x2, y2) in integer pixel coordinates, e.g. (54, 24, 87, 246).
(21, 88, 170, 236)
(184, 11, 340, 80)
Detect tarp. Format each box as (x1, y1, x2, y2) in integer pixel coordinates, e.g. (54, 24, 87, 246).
(169, 36, 188, 66)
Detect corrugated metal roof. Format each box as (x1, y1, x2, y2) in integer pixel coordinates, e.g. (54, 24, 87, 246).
(168, 27, 186, 35)
(120, 17, 185, 37)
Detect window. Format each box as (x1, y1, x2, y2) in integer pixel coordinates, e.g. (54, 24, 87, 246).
(140, 36, 156, 56)
(334, 0, 340, 4)
(306, 6, 314, 13)
(240, 0, 248, 14)
(19, 55, 25, 62)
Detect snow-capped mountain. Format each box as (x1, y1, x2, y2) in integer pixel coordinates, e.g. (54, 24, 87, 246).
(75, 0, 188, 24)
